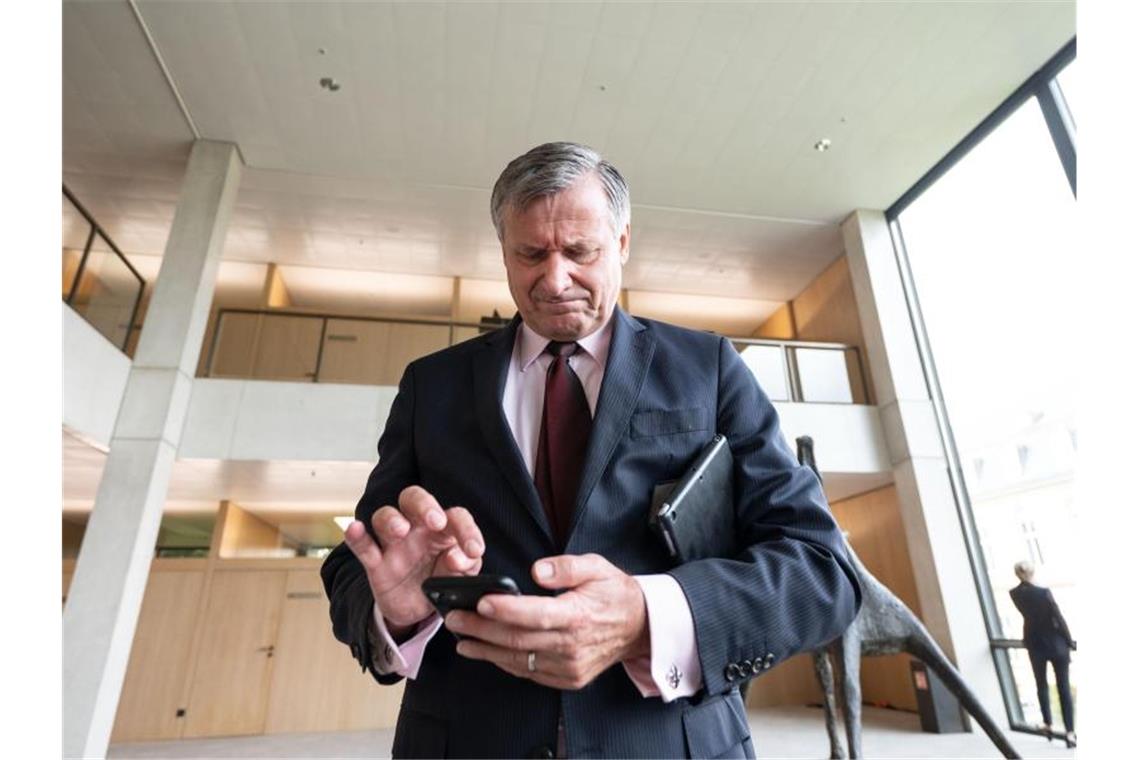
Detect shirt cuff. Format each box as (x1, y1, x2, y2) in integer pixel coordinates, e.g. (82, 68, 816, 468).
(368, 604, 443, 679)
(622, 574, 703, 702)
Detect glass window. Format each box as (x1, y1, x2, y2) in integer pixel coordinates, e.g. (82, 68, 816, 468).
(893, 90, 1077, 729)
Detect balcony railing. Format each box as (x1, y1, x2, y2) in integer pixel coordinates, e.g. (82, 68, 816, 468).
(62, 186, 145, 353)
(205, 308, 870, 404)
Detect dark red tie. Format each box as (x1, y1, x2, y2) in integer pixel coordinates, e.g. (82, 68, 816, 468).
(534, 341, 593, 548)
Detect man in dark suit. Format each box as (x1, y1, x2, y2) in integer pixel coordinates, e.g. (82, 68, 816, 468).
(1009, 561, 1076, 746)
(321, 142, 861, 758)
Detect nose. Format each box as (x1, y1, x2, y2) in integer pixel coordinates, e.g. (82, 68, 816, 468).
(535, 253, 573, 297)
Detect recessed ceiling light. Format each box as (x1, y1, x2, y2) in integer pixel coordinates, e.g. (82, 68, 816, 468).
(333, 516, 354, 531)
(319, 77, 341, 92)
(814, 138, 832, 152)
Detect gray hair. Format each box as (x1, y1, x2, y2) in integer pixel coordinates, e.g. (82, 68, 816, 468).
(490, 141, 630, 241)
(1014, 561, 1035, 582)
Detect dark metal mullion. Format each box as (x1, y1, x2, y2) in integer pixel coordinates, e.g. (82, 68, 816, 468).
(204, 311, 225, 377)
(887, 37, 1076, 221)
(68, 225, 97, 305)
(888, 220, 1023, 727)
(1036, 79, 1077, 196)
(123, 281, 145, 353)
(785, 346, 803, 402)
(313, 317, 329, 383)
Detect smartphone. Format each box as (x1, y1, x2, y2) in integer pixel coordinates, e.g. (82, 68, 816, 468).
(421, 575, 521, 617)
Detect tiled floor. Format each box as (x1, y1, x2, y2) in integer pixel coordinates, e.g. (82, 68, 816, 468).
(108, 705, 1076, 759)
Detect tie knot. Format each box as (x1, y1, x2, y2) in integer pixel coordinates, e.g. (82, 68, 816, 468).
(546, 341, 580, 358)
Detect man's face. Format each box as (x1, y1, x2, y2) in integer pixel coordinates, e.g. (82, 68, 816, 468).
(500, 174, 630, 342)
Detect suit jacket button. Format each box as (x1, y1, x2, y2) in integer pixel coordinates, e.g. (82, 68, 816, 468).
(724, 663, 740, 682)
(751, 659, 764, 675)
(526, 745, 554, 759)
(763, 653, 775, 669)
(738, 659, 753, 675)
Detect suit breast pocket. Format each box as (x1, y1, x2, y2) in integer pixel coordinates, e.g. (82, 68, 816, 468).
(630, 407, 710, 438)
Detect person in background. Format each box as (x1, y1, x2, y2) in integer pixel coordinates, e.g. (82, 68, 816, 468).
(1009, 560, 1076, 748)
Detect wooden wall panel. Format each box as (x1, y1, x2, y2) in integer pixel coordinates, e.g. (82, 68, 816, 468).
(264, 570, 404, 733)
(790, 256, 875, 404)
(832, 485, 921, 711)
(110, 568, 207, 742)
(746, 485, 921, 712)
(217, 501, 287, 559)
(751, 302, 796, 339)
(182, 569, 288, 737)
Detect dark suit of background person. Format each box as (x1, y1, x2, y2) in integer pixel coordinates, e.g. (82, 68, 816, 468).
(321, 143, 861, 758)
(1009, 579, 1075, 738)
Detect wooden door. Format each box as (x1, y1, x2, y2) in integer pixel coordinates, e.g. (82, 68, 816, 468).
(263, 570, 404, 733)
(182, 569, 287, 737)
(110, 567, 206, 741)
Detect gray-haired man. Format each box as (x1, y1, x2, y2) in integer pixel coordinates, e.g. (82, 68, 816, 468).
(323, 142, 860, 757)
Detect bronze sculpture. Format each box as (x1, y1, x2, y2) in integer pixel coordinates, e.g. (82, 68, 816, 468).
(794, 436, 1019, 760)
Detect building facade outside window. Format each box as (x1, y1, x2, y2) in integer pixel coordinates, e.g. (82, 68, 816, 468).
(888, 48, 1077, 733)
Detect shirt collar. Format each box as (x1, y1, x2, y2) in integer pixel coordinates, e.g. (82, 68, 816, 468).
(517, 312, 615, 372)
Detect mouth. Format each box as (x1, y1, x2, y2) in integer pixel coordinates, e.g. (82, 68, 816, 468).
(536, 299, 589, 315)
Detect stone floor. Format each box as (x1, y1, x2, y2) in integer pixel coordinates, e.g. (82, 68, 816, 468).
(108, 705, 1077, 759)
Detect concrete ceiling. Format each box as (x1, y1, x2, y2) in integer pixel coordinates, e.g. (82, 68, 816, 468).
(60, 1, 1066, 530)
(63, 429, 892, 543)
(62, 0, 1075, 301)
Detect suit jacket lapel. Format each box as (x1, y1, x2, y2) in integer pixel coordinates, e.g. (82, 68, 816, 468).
(567, 308, 655, 542)
(472, 316, 555, 546)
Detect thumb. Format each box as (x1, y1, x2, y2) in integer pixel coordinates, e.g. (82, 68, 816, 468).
(532, 553, 612, 589)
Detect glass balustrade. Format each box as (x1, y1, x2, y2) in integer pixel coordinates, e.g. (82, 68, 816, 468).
(62, 187, 145, 353)
(205, 308, 869, 404)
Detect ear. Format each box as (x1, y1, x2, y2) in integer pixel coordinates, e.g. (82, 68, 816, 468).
(618, 222, 631, 265)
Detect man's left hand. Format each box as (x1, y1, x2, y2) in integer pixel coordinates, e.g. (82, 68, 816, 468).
(446, 553, 650, 690)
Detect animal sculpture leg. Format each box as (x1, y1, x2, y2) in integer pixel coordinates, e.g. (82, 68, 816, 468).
(905, 631, 1021, 760)
(836, 631, 864, 758)
(813, 648, 846, 759)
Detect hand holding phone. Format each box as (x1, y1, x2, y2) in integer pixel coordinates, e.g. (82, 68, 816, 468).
(422, 575, 520, 618)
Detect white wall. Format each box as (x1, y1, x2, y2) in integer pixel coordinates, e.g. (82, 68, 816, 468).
(64, 303, 132, 446)
(179, 379, 398, 461)
(63, 323, 891, 476)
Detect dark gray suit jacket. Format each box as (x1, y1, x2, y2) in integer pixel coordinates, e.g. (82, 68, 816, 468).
(1009, 581, 1074, 662)
(321, 309, 861, 758)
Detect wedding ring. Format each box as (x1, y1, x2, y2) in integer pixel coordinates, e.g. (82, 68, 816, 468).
(527, 651, 537, 672)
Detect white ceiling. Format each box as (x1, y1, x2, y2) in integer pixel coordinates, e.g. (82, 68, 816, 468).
(62, 0, 1074, 301)
(64, 429, 891, 528)
(60, 1, 1067, 527)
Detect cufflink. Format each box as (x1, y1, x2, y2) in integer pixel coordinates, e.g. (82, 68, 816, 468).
(667, 664, 682, 689)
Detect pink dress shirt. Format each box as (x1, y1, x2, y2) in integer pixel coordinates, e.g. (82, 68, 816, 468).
(369, 315, 702, 701)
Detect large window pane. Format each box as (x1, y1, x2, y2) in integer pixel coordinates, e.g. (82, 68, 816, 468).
(895, 93, 1077, 711)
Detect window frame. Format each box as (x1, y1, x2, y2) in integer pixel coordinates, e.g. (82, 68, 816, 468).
(883, 36, 1076, 738)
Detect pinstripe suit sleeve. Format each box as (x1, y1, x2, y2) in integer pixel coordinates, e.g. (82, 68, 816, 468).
(321, 364, 421, 685)
(667, 337, 861, 695)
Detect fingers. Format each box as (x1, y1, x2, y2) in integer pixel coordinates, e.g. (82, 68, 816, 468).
(531, 553, 613, 590)
(475, 590, 575, 630)
(398, 485, 448, 531)
(442, 506, 485, 559)
(442, 544, 482, 574)
(445, 610, 564, 652)
(370, 506, 410, 545)
(343, 519, 383, 569)
(454, 637, 593, 691)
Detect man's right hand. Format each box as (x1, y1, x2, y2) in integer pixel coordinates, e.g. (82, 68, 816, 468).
(344, 485, 484, 636)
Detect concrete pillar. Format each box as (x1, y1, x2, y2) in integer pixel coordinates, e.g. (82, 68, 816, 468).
(842, 209, 1005, 722)
(63, 141, 242, 758)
